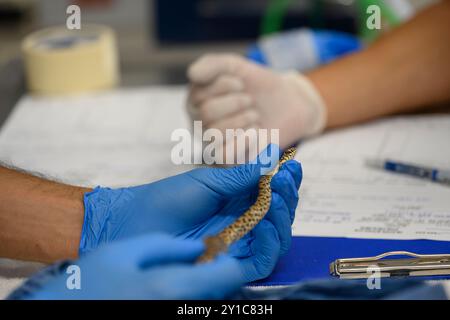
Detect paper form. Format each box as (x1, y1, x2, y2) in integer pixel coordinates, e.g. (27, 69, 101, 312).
(293, 115, 450, 241)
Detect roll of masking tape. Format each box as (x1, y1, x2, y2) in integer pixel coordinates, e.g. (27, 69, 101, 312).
(22, 25, 119, 96)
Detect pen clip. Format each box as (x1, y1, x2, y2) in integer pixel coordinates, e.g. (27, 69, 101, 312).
(330, 251, 450, 279)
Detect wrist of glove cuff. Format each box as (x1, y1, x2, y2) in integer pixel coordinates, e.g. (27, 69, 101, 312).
(282, 72, 328, 137)
(79, 186, 133, 255)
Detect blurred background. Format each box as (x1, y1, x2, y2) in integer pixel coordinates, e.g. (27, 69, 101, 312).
(0, 0, 437, 125)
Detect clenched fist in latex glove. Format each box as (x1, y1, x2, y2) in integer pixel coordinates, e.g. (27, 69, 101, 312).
(187, 54, 327, 149)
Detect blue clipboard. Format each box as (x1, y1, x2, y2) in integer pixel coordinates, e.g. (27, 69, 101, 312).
(255, 236, 450, 286)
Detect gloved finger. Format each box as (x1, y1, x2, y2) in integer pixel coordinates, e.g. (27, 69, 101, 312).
(188, 53, 247, 84)
(152, 255, 244, 299)
(228, 233, 253, 258)
(190, 75, 244, 106)
(188, 144, 281, 197)
(199, 93, 253, 125)
(264, 192, 292, 255)
(281, 160, 302, 190)
(132, 234, 205, 269)
(236, 219, 281, 282)
(271, 169, 299, 224)
(206, 107, 259, 131)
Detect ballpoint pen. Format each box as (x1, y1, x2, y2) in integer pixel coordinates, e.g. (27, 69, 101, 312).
(366, 158, 450, 185)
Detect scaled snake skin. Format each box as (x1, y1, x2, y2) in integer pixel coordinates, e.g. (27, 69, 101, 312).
(197, 147, 297, 263)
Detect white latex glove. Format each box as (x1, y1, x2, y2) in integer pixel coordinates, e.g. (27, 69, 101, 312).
(187, 54, 327, 150)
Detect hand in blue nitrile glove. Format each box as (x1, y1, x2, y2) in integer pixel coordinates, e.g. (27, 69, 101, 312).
(30, 234, 244, 300)
(80, 144, 302, 282)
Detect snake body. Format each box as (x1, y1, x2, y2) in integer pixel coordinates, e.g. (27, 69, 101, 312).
(197, 147, 297, 263)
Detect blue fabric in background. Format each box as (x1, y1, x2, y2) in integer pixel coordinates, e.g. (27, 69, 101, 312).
(312, 30, 362, 64)
(238, 278, 448, 300)
(247, 44, 268, 65)
(254, 236, 450, 286)
(247, 29, 362, 69)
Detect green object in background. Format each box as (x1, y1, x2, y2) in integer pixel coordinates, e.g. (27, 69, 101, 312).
(261, 0, 407, 42)
(261, 0, 326, 36)
(261, 0, 294, 35)
(357, 0, 403, 43)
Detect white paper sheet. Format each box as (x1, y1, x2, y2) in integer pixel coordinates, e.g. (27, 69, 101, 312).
(293, 116, 450, 241)
(0, 86, 194, 188)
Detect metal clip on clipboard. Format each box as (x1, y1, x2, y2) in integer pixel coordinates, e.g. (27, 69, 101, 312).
(330, 251, 450, 279)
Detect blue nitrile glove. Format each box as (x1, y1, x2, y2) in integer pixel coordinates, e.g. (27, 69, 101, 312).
(80, 144, 302, 282)
(247, 28, 362, 71)
(29, 234, 244, 300)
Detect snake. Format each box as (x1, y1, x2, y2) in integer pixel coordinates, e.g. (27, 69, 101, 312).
(197, 147, 297, 263)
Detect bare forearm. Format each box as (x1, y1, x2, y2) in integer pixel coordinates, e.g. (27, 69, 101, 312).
(307, 1, 450, 129)
(0, 166, 91, 263)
